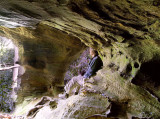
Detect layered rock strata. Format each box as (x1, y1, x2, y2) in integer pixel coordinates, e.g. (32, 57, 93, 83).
(0, 0, 160, 118)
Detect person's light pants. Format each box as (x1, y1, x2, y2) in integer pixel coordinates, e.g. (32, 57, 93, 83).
(64, 75, 84, 95)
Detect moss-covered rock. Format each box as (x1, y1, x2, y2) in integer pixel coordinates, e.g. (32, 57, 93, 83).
(0, 0, 160, 118)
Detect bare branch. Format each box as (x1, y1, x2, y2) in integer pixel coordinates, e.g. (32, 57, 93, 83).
(0, 65, 20, 71)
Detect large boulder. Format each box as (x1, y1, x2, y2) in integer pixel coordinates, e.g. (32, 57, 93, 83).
(34, 94, 110, 119)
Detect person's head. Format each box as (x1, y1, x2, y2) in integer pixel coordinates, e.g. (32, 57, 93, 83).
(89, 48, 98, 58)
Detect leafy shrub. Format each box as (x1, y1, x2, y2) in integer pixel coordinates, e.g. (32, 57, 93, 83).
(0, 70, 13, 112)
(0, 37, 14, 113)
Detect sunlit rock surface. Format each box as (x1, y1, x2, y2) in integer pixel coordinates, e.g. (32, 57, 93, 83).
(34, 94, 110, 119)
(0, 0, 160, 118)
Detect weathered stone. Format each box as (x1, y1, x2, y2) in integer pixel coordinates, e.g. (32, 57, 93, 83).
(34, 94, 110, 119)
(0, 0, 160, 118)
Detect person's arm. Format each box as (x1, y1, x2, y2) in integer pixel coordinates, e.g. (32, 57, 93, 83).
(83, 57, 99, 79)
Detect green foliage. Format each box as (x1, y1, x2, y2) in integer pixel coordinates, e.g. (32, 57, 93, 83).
(0, 70, 13, 113)
(0, 37, 14, 113)
(0, 37, 14, 65)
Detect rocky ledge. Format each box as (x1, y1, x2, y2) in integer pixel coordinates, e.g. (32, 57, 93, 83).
(0, 0, 160, 118)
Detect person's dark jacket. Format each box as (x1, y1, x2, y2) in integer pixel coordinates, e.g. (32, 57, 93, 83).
(83, 55, 103, 78)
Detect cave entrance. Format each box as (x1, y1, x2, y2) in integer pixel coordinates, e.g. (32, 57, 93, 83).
(0, 36, 20, 112)
(132, 60, 160, 99)
(64, 48, 91, 84)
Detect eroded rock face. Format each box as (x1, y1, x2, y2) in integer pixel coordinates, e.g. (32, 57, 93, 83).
(0, 23, 85, 102)
(0, 0, 160, 118)
(34, 94, 110, 119)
